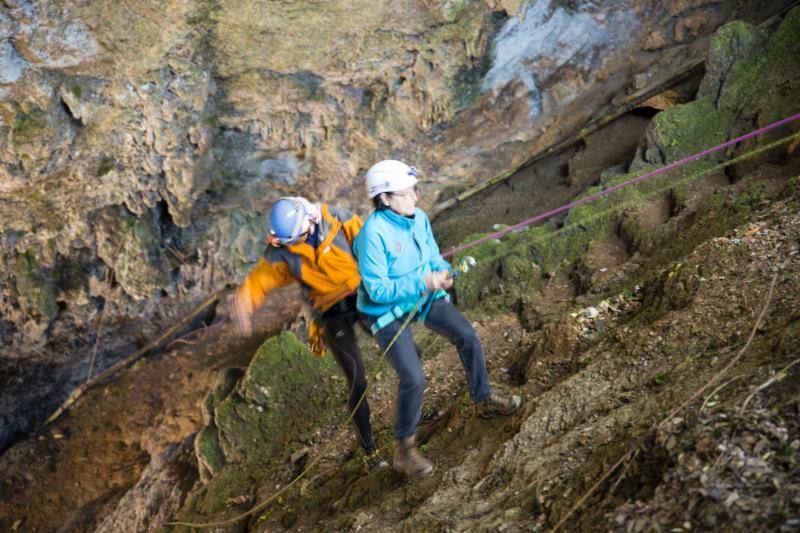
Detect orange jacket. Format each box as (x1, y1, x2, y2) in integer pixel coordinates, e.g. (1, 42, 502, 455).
(236, 203, 363, 316)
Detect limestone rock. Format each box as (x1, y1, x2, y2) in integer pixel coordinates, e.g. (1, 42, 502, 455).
(12, 249, 57, 322)
(94, 205, 170, 300)
(10, 1, 103, 70)
(0, 13, 29, 85)
(96, 435, 198, 533)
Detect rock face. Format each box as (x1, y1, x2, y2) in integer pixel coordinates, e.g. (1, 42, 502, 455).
(95, 435, 198, 533)
(0, 0, 791, 451)
(634, 11, 800, 173)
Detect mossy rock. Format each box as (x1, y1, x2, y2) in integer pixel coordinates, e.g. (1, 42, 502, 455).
(13, 249, 57, 321)
(450, 8, 800, 338)
(0, 102, 54, 146)
(201, 367, 245, 426)
(182, 333, 340, 521)
(698, 21, 766, 104)
(195, 426, 226, 483)
(638, 100, 731, 168)
(454, 216, 612, 311)
(214, 332, 337, 464)
(720, 8, 800, 126)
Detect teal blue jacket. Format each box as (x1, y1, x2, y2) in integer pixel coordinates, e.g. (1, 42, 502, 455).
(354, 207, 451, 317)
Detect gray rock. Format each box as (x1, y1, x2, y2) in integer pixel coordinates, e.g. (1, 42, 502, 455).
(13, 249, 57, 322)
(94, 205, 170, 301)
(483, 1, 639, 119)
(96, 435, 198, 533)
(0, 41, 28, 84)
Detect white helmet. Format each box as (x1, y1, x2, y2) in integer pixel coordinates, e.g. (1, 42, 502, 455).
(365, 160, 419, 198)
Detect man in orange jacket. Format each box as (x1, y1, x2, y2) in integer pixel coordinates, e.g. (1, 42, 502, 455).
(231, 196, 388, 470)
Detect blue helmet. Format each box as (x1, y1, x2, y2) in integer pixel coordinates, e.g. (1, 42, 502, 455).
(269, 197, 307, 245)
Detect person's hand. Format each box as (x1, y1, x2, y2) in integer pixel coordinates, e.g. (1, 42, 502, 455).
(424, 270, 453, 292)
(441, 273, 454, 290)
(230, 292, 253, 336)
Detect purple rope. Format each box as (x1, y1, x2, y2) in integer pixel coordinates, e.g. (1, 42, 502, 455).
(442, 113, 800, 258)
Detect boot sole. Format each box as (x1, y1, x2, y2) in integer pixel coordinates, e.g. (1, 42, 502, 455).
(393, 463, 434, 478)
(478, 398, 522, 418)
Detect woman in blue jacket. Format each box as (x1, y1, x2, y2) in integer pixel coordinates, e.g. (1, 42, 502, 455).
(354, 159, 522, 478)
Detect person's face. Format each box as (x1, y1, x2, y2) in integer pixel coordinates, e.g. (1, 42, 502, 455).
(294, 221, 315, 244)
(383, 186, 418, 216)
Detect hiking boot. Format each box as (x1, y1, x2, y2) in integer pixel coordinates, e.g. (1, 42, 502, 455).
(476, 390, 522, 418)
(364, 450, 389, 472)
(393, 436, 434, 478)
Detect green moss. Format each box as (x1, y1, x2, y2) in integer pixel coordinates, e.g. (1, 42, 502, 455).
(214, 333, 336, 462)
(196, 426, 227, 477)
(202, 367, 244, 425)
(766, 6, 800, 66)
(712, 8, 800, 129)
(644, 100, 731, 166)
(181, 332, 342, 523)
(736, 179, 765, 209)
(14, 249, 57, 321)
(651, 372, 666, 386)
(701, 20, 765, 104)
(10, 109, 49, 145)
(181, 461, 258, 519)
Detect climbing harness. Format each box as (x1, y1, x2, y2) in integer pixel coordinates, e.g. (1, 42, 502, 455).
(369, 304, 411, 335)
(368, 257, 475, 334)
(170, 114, 800, 529)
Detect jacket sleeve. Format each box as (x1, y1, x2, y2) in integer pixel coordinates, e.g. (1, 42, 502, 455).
(235, 256, 295, 315)
(422, 211, 451, 272)
(356, 227, 427, 305)
(340, 211, 364, 248)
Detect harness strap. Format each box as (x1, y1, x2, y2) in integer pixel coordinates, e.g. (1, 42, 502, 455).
(370, 305, 406, 335)
(368, 292, 450, 335)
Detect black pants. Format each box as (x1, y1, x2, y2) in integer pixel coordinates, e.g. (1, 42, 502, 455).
(321, 295, 375, 453)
